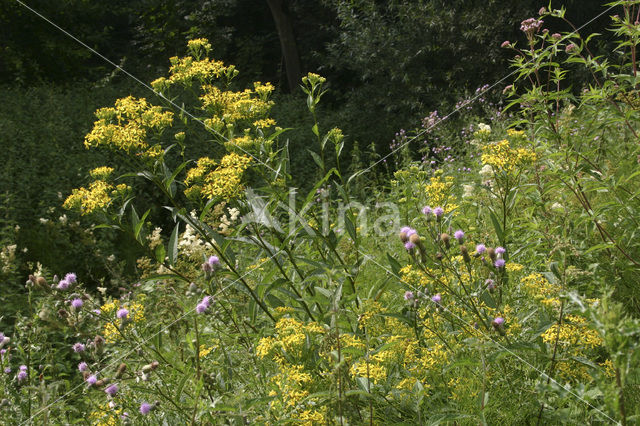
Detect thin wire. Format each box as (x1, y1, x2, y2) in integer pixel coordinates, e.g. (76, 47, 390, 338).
(356, 250, 619, 424)
(12, 0, 279, 176)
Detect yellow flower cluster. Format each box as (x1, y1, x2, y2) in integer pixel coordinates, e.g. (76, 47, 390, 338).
(89, 166, 114, 179)
(89, 403, 121, 426)
(84, 96, 173, 158)
(424, 174, 458, 212)
(256, 317, 325, 362)
(184, 153, 252, 201)
(199, 345, 214, 358)
(151, 56, 233, 92)
(63, 180, 130, 215)
(481, 138, 537, 173)
(200, 82, 274, 133)
(541, 315, 603, 348)
(350, 361, 387, 384)
(399, 265, 431, 288)
(521, 273, 560, 307)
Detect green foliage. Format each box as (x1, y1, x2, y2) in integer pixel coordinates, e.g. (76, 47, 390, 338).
(2, 2, 640, 424)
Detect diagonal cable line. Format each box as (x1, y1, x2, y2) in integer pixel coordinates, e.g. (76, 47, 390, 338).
(356, 249, 619, 424)
(13, 0, 280, 176)
(24, 255, 278, 424)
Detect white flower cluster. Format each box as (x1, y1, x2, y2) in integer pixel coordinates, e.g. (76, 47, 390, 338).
(219, 207, 240, 233)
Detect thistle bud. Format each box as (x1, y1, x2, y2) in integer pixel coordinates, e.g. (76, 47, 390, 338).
(399, 231, 408, 243)
(435, 252, 443, 261)
(460, 245, 471, 263)
(409, 233, 420, 245)
(116, 363, 127, 378)
(440, 233, 450, 249)
(487, 247, 496, 261)
(35, 276, 48, 289)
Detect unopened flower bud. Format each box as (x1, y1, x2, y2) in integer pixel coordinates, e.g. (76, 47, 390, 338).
(35, 276, 48, 289)
(487, 247, 496, 261)
(460, 246, 471, 263)
(440, 233, 450, 249)
(409, 233, 420, 245)
(116, 363, 127, 378)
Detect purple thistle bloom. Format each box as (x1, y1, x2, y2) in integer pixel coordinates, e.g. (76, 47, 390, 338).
(93, 309, 101, 315)
(475, 244, 486, 254)
(207, 256, 220, 267)
(0, 349, 6, 357)
(57, 280, 69, 290)
(454, 230, 464, 242)
(196, 303, 207, 314)
(17, 371, 27, 381)
(422, 206, 432, 216)
(86, 375, 97, 386)
(140, 402, 153, 415)
(431, 294, 442, 303)
(404, 291, 414, 301)
(495, 246, 506, 255)
(493, 317, 505, 327)
(201, 296, 211, 308)
(78, 362, 88, 372)
(485, 279, 496, 290)
(433, 207, 444, 218)
(406, 228, 417, 237)
(404, 241, 416, 250)
(73, 343, 85, 353)
(400, 226, 411, 234)
(494, 259, 506, 268)
(105, 383, 119, 397)
(64, 273, 77, 284)
(116, 308, 129, 319)
(19, 365, 26, 371)
(4, 367, 11, 374)
(71, 298, 83, 309)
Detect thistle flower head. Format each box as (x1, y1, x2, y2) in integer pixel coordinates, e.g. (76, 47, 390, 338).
(57, 280, 70, 290)
(494, 259, 506, 268)
(454, 230, 464, 243)
(431, 294, 442, 303)
(422, 206, 432, 216)
(475, 244, 486, 255)
(105, 383, 119, 397)
(404, 291, 414, 301)
(71, 298, 83, 309)
(433, 207, 444, 218)
(116, 308, 129, 319)
(140, 402, 153, 415)
(73, 343, 85, 353)
(78, 362, 88, 372)
(493, 317, 505, 327)
(64, 273, 77, 284)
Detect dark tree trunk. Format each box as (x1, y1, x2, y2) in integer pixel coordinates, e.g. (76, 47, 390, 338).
(266, 0, 302, 92)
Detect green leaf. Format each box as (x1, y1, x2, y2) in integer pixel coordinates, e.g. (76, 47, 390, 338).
(386, 252, 401, 276)
(134, 209, 151, 241)
(488, 208, 504, 244)
(308, 149, 324, 169)
(167, 222, 180, 266)
(155, 244, 166, 264)
(311, 123, 319, 137)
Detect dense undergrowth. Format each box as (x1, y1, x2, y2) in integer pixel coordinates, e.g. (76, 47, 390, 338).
(1, 3, 640, 424)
